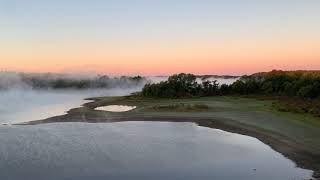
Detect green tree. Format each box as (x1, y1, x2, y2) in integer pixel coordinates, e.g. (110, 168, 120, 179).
(297, 85, 314, 98)
(219, 84, 230, 95)
(231, 80, 246, 94)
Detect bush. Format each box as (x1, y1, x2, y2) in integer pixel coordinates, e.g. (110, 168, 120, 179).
(220, 84, 230, 95)
(298, 85, 314, 99)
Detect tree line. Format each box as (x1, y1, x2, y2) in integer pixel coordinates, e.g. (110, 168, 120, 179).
(142, 70, 320, 99)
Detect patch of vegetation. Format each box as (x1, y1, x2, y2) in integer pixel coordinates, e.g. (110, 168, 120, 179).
(148, 103, 210, 112)
(271, 97, 320, 117)
(142, 73, 219, 98)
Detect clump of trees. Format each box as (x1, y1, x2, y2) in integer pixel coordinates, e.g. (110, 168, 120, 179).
(230, 70, 320, 99)
(142, 73, 220, 98)
(142, 71, 320, 100)
(142, 73, 200, 98)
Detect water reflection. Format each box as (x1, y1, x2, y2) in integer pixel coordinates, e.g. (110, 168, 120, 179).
(0, 122, 313, 180)
(95, 105, 136, 112)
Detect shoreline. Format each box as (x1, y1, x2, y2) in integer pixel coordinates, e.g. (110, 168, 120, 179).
(20, 96, 320, 179)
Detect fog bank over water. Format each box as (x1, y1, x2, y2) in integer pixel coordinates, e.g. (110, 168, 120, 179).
(0, 72, 239, 123)
(0, 72, 150, 123)
(0, 72, 150, 90)
(0, 72, 238, 90)
(0, 88, 143, 124)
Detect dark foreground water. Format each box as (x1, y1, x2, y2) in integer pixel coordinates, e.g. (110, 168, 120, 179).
(0, 122, 313, 180)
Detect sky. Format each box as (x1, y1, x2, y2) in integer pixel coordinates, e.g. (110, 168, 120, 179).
(0, 0, 319, 75)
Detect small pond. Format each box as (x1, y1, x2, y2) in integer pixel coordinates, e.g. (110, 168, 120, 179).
(95, 105, 136, 112)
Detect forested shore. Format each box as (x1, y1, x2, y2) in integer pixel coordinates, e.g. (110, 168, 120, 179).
(142, 70, 320, 117)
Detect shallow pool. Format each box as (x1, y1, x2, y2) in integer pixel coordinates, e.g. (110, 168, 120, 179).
(95, 105, 136, 112)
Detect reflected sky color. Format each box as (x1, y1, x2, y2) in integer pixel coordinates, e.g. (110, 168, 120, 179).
(0, 0, 319, 75)
(0, 88, 141, 124)
(0, 122, 313, 180)
(95, 105, 137, 112)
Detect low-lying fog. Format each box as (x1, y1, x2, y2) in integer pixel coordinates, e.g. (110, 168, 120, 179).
(0, 72, 239, 124)
(0, 89, 141, 124)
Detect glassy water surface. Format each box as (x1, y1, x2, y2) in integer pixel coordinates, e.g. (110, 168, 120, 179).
(0, 122, 313, 180)
(0, 88, 140, 124)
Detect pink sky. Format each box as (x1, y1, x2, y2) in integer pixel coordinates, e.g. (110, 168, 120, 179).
(2, 39, 319, 75)
(1, 1, 320, 75)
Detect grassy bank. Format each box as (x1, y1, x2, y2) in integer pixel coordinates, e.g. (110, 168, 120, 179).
(24, 95, 320, 178)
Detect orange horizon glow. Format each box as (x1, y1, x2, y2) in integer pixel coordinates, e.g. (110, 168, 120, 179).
(2, 42, 319, 75)
(1, 1, 320, 75)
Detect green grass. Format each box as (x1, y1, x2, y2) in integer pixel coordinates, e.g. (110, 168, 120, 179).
(147, 103, 210, 112)
(88, 95, 320, 154)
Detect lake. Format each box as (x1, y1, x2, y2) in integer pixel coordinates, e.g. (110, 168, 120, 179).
(0, 122, 312, 180)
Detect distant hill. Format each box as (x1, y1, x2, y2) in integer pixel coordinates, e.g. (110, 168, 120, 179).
(250, 70, 320, 78)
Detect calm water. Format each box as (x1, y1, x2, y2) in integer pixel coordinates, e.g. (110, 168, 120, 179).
(0, 88, 140, 124)
(0, 122, 313, 180)
(95, 105, 137, 112)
